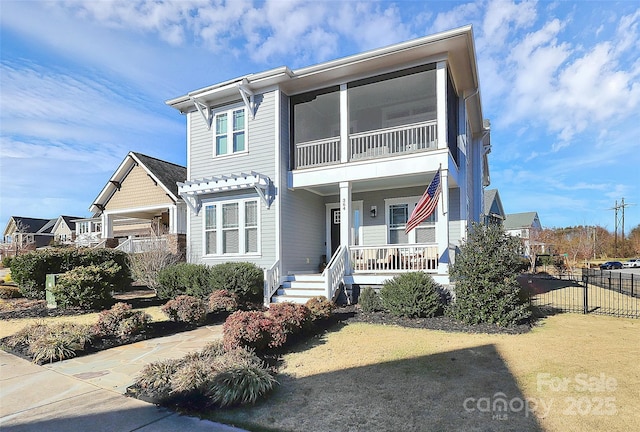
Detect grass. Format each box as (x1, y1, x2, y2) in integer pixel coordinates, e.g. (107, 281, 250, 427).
(0, 306, 167, 339)
(207, 314, 639, 432)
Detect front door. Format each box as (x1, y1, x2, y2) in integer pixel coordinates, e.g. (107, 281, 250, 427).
(330, 208, 341, 257)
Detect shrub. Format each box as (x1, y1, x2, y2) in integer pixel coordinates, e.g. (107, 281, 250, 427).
(223, 310, 274, 352)
(93, 302, 151, 338)
(446, 223, 531, 326)
(305, 296, 334, 321)
(358, 287, 383, 313)
(51, 263, 119, 309)
(25, 322, 92, 364)
(135, 359, 182, 402)
(267, 302, 311, 334)
(10, 248, 131, 300)
(380, 272, 444, 318)
(208, 364, 277, 407)
(208, 289, 239, 313)
(156, 263, 214, 300)
(128, 246, 181, 293)
(210, 262, 263, 304)
(161, 295, 208, 324)
(3, 271, 12, 283)
(0, 285, 21, 299)
(1, 255, 12, 268)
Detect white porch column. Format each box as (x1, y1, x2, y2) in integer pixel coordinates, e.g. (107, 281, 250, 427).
(436, 169, 450, 275)
(340, 83, 349, 163)
(168, 206, 177, 234)
(339, 181, 352, 247)
(101, 213, 113, 239)
(436, 61, 448, 150)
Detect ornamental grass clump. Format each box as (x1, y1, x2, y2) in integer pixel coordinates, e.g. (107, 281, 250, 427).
(6, 322, 93, 364)
(132, 343, 276, 409)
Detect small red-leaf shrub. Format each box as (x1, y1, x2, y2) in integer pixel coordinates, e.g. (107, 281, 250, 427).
(267, 302, 311, 334)
(208, 289, 239, 313)
(223, 310, 274, 351)
(161, 295, 208, 324)
(93, 302, 151, 338)
(305, 296, 335, 321)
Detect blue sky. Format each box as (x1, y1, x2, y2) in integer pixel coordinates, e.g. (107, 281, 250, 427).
(1, 0, 638, 233)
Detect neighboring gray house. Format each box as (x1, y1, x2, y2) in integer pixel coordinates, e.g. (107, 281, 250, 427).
(167, 26, 492, 304)
(483, 189, 505, 225)
(504, 212, 543, 256)
(1, 216, 56, 250)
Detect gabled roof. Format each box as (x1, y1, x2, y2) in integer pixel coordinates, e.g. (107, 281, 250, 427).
(90, 152, 186, 215)
(483, 189, 505, 219)
(504, 212, 541, 230)
(52, 215, 83, 233)
(3, 216, 53, 236)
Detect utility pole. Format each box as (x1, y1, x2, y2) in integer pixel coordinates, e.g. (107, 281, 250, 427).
(609, 198, 635, 256)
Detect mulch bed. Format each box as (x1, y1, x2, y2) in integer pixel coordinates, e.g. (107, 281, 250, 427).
(333, 305, 534, 335)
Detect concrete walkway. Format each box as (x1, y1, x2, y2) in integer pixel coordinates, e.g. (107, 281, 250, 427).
(0, 325, 248, 432)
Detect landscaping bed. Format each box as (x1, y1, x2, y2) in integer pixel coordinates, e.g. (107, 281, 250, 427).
(334, 305, 534, 334)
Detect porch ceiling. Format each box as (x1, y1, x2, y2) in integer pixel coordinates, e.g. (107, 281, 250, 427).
(301, 172, 459, 196)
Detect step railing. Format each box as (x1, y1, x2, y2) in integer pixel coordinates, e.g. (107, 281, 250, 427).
(264, 260, 281, 305)
(350, 244, 439, 272)
(323, 245, 349, 300)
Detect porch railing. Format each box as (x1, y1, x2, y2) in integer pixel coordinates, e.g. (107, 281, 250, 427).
(293, 121, 438, 169)
(295, 136, 340, 169)
(350, 244, 439, 273)
(264, 260, 281, 305)
(350, 121, 438, 161)
(115, 237, 168, 253)
(323, 245, 348, 300)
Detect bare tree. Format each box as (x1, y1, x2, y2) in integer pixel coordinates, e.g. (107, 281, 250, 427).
(127, 231, 182, 292)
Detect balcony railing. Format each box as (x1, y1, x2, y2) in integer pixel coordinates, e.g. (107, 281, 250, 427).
(350, 244, 439, 273)
(293, 121, 437, 169)
(295, 136, 340, 169)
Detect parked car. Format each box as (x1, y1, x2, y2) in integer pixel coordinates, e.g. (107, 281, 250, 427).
(600, 261, 623, 270)
(622, 259, 640, 268)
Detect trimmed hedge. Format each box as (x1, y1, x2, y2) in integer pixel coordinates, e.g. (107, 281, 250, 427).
(156, 263, 214, 300)
(380, 272, 444, 318)
(10, 248, 131, 300)
(210, 262, 263, 304)
(51, 263, 120, 309)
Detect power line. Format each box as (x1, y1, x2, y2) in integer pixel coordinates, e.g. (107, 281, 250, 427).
(609, 198, 636, 255)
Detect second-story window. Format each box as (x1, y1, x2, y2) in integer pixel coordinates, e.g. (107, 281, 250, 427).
(214, 107, 246, 157)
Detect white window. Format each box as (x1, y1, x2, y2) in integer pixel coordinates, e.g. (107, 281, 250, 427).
(214, 107, 246, 157)
(204, 198, 260, 256)
(386, 196, 436, 244)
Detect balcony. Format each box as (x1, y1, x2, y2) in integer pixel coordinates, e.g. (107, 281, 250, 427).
(294, 120, 437, 170)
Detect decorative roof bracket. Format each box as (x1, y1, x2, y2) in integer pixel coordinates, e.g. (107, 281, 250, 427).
(191, 97, 213, 130)
(237, 79, 256, 120)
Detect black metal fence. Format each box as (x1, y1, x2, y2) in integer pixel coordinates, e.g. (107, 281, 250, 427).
(522, 269, 639, 319)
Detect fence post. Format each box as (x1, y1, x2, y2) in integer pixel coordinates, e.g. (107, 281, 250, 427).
(619, 272, 622, 293)
(582, 272, 589, 314)
(632, 274, 634, 297)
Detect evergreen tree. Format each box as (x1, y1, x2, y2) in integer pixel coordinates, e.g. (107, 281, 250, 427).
(446, 223, 531, 326)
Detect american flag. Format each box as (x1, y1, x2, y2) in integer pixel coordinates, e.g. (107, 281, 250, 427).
(405, 169, 441, 234)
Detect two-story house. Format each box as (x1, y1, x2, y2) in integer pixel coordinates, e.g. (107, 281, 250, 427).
(167, 25, 491, 304)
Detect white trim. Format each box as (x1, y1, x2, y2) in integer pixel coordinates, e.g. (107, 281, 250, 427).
(325, 200, 363, 259)
(202, 196, 261, 258)
(212, 103, 248, 158)
(274, 89, 282, 270)
(384, 195, 437, 244)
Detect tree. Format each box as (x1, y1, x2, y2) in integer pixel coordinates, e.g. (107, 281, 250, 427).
(446, 223, 530, 326)
(628, 225, 640, 256)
